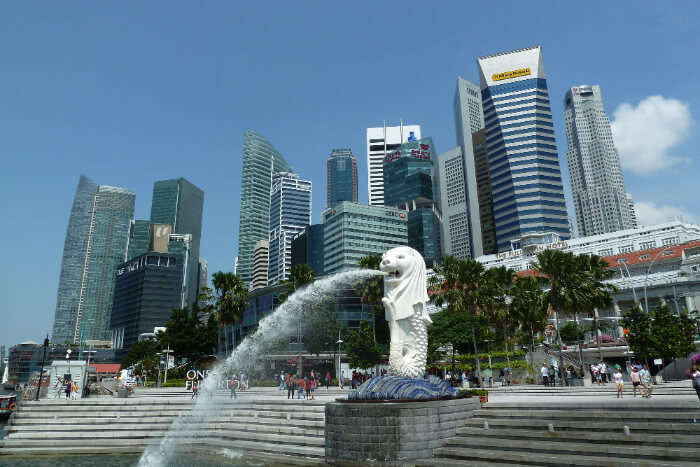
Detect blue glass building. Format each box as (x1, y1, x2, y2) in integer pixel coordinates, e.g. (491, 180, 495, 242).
(383, 137, 442, 265)
(326, 148, 358, 208)
(291, 224, 325, 276)
(52, 175, 135, 344)
(477, 46, 570, 251)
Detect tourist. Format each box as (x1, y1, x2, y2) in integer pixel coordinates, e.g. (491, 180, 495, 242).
(630, 366, 642, 397)
(192, 379, 199, 399)
(541, 363, 549, 387)
(297, 377, 304, 399)
(325, 370, 330, 390)
(691, 365, 700, 401)
(230, 374, 237, 400)
(64, 380, 72, 400)
(339, 371, 344, 389)
(71, 381, 78, 400)
(279, 371, 285, 390)
(549, 365, 557, 387)
(613, 365, 624, 398)
(309, 372, 316, 400)
(640, 364, 653, 398)
(599, 362, 608, 384)
(287, 375, 296, 399)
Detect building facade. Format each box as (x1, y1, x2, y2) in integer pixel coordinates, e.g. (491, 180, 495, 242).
(327, 148, 358, 208)
(127, 220, 152, 261)
(321, 202, 408, 274)
(237, 130, 291, 287)
(473, 129, 498, 255)
(383, 137, 442, 265)
(251, 240, 269, 291)
(564, 85, 636, 237)
(52, 175, 135, 344)
(110, 251, 186, 352)
(150, 178, 203, 306)
(452, 77, 486, 257)
(291, 224, 325, 276)
(437, 146, 470, 259)
(477, 46, 570, 252)
(366, 123, 421, 206)
(626, 194, 638, 228)
(268, 172, 312, 286)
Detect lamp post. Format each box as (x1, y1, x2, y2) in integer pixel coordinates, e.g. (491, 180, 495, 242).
(35, 335, 49, 401)
(161, 346, 173, 384)
(65, 348, 72, 378)
(336, 331, 343, 388)
(156, 352, 162, 388)
(644, 248, 673, 314)
(619, 262, 638, 303)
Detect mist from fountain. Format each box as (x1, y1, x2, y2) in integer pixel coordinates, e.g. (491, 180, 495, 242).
(138, 268, 383, 467)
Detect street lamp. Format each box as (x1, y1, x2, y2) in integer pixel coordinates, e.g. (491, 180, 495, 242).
(618, 263, 638, 303)
(35, 335, 49, 401)
(336, 331, 343, 387)
(65, 348, 72, 378)
(644, 248, 673, 314)
(161, 346, 173, 384)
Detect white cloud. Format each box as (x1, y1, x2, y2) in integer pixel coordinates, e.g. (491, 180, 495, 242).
(610, 95, 693, 175)
(634, 201, 698, 226)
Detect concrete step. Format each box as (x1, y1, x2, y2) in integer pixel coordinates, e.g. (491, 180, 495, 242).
(17, 401, 327, 412)
(464, 417, 700, 434)
(432, 446, 699, 467)
(473, 408, 700, 422)
(14, 408, 325, 420)
(416, 459, 531, 467)
(444, 436, 700, 462)
(455, 426, 700, 447)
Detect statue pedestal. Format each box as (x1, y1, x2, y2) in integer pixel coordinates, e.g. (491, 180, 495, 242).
(325, 397, 480, 464)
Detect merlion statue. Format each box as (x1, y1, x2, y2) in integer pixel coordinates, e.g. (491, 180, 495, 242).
(380, 246, 431, 378)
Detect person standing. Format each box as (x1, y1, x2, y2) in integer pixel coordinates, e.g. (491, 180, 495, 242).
(630, 366, 642, 397)
(691, 364, 700, 402)
(325, 370, 331, 390)
(309, 372, 316, 400)
(279, 371, 285, 390)
(613, 365, 624, 398)
(541, 363, 549, 387)
(640, 364, 653, 398)
(287, 375, 296, 400)
(599, 362, 608, 384)
(65, 380, 72, 400)
(191, 379, 199, 400)
(549, 365, 556, 387)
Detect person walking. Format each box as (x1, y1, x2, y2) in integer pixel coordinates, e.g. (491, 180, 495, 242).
(630, 366, 642, 397)
(599, 362, 608, 384)
(279, 371, 285, 390)
(191, 379, 199, 400)
(691, 364, 700, 402)
(230, 374, 237, 400)
(613, 365, 624, 398)
(309, 372, 316, 400)
(287, 375, 296, 400)
(541, 363, 549, 387)
(64, 380, 72, 400)
(325, 370, 331, 390)
(640, 364, 653, 398)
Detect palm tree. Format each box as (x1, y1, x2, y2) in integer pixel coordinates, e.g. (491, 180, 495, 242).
(483, 266, 516, 374)
(430, 256, 492, 381)
(211, 271, 249, 355)
(510, 275, 548, 379)
(357, 255, 387, 345)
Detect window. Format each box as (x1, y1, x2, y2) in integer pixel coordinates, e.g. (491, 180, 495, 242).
(639, 254, 650, 260)
(599, 248, 613, 256)
(662, 250, 674, 256)
(618, 245, 633, 254)
(616, 258, 628, 264)
(639, 241, 655, 250)
(662, 236, 680, 246)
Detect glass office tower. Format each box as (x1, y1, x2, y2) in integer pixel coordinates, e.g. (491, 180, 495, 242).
(237, 130, 291, 287)
(127, 220, 152, 260)
(268, 172, 312, 286)
(383, 137, 442, 265)
(52, 175, 135, 344)
(478, 46, 570, 252)
(150, 178, 203, 306)
(327, 148, 358, 208)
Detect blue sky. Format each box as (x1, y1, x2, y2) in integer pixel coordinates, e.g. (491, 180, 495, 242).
(1, 1, 698, 351)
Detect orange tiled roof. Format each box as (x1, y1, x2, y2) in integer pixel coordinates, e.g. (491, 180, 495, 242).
(602, 239, 700, 268)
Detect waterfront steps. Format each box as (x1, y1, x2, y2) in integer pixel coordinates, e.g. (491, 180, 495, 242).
(418, 400, 700, 467)
(0, 396, 326, 462)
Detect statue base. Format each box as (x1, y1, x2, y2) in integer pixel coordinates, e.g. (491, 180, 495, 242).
(348, 375, 457, 401)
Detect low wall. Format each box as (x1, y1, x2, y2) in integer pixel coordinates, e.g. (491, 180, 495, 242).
(325, 397, 480, 464)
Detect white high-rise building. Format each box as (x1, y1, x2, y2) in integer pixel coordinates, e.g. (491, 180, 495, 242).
(438, 78, 486, 259)
(268, 172, 312, 286)
(250, 240, 269, 291)
(366, 122, 421, 206)
(564, 85, 636, 237)
(626, 193, 638, 228)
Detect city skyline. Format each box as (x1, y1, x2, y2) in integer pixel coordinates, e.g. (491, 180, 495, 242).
(3, 2, 699, 350)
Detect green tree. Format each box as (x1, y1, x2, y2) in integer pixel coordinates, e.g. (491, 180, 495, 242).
(345, 322, 382, 370)
(430, 256, 492, 379)
(158, 306, 218, 363)
(357, 255, 389, 346)
(302, 301, 342, 356)
(650, 304, 699, 364)
(427, 308, 481, 371)
(559, 321, 586, 344)
(621, 305, 654, 365)
(212, 271, 249, 354)
(510, 275, 548, 377)
(121, 338, 160, 369)
(482, 266, 516, 372)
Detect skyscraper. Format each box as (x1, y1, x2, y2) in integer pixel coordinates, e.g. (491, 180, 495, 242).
(327, 148, 358, 208)
(150, 178, 204, 306)
(626, 193, 638, 228)
(52, 175, 135, 344)
(472, 129, 498, 255)
(268, 172, 312, 286)
(237, 130, 291, 287)
(383, 137, 442, 265)
(127, 220, 151, 260)
(477, 46, 570, 252)
(564, 85, 636, 237)
(366, 122, 421, 206)
(250, 240, 269, 291)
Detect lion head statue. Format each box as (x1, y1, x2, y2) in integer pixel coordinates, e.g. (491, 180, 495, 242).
(380, 246, 429, 321)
